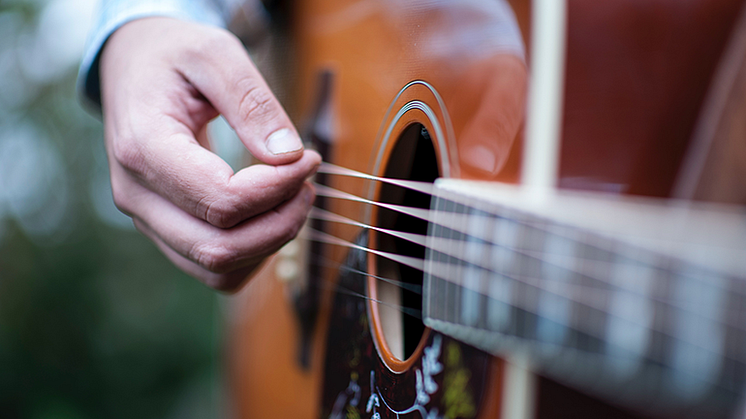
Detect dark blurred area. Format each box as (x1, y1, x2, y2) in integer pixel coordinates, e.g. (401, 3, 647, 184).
(0, 1, 221, 417)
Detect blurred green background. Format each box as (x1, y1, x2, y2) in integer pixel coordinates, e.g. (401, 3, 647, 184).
(0, 1, 223, 417)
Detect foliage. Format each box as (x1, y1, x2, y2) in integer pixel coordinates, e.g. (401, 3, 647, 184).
(0, 3, 221, 418)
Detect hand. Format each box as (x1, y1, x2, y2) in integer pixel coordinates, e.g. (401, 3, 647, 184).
(100, 17, 321, 291)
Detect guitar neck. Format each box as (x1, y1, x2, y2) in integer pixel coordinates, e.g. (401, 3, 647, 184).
(422, 178, 746, 417)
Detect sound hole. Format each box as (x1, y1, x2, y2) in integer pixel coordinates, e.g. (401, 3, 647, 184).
(376, 123, 439, 361)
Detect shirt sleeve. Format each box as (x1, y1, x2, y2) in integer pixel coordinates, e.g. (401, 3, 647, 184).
(76, 0, 231, 113)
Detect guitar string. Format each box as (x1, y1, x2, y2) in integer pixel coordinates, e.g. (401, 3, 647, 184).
(304, 268, 745, 372)
(311, 176, 744, 327)
(307, 250, 423, 295)
(303, 229, 646, 322)
(310, 207, 428, 247)
(307, 228, 424, 271)
(309, 206, 661, 299)
(314, 179, 739, 297)
(305, 208, 744, 330)
(314, 183, 430, 225)
(304, 165, 746, 388)
(309, 275, 423, 320)
(309, 166, 746, 359)
(316, 163, 745, 286)
(317, 162, 434, 195)
(302, 222, 746, 342)
(302, 242, 745, 368)
(303, 254, 425, 319)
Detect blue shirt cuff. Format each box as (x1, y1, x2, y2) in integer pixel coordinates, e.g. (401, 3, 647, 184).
(77, 0, 228, 113)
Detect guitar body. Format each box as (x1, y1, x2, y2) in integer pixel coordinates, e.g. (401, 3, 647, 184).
(227, 0, 746, 418)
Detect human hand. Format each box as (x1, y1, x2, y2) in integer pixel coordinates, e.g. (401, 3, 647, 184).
(99, 17, 321, 291)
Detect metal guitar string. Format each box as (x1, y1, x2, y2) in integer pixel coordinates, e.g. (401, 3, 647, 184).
(303, 228, 744, 367)
(303, 240, 434, 321)
(299, 250, 425, 319)
(307, 167, 746, 353)
(317, 162, 434, 195)
(307, 250, 422, 295)
(317, 175, 738, 307)
(307, 228, 424, 271)
(319, 146, 742, 297)
(309, 275, 423, 320)
(301, 163, 435, 319)
(303, 227, 710, 328)
(310, 207, 428, 247)
(305, 217, 746, 396)
(312, 175, 743, 331)
(307, 210, 723, 322)
(314, 184, 431, 223)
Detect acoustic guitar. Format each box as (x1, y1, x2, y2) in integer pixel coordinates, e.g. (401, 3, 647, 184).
(226, 0, 746, 418)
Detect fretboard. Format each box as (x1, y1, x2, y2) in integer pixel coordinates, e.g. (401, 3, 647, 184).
(422, 179, 746, 417)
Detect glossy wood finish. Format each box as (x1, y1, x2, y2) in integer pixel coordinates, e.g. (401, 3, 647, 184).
(559, 0, 744, 197)
(226, 0, 746, 418)
(229, 1, 528, 417)
(675, 5, 746, 205)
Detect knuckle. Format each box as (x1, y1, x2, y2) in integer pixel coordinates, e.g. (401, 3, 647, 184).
(184, 27, 240, 63)
(190, 240, 238, 274)
(277, 212, 304, 244)
(131, 219, 146, 234)
(110, 180, 132, 215)
(236, 78, 275, 122)
(287, 217, 304, 241)
(111, 138, 146, 175)
(201, 197, 239, 229)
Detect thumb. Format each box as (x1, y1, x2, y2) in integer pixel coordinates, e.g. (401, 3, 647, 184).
(177, 24, 303, 165)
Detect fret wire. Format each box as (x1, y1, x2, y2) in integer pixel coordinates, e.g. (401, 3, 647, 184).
(425, 249, 746, 334)
(437, 186, 739, 298)
(439, 187, 742, 322)
(454, 197, 473, 332)
(424, 269, 745, 366)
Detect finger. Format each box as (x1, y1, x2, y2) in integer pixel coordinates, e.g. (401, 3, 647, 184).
(175, 25, 304, 165)
(134, 219, 260, 291)
(122, 179, 315, 275)
(101, 18, 321, 228)
(195, 123, 212, 150)
(109, 125, 321, 228)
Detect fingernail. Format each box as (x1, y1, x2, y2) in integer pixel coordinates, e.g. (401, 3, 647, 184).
(266, 128, 303, 155)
